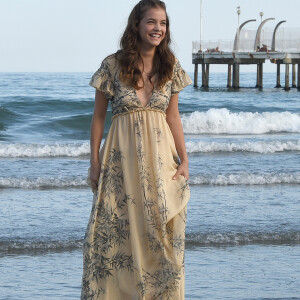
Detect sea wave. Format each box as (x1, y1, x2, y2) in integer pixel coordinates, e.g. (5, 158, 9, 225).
(0, 240, 83, 255)
(1, 97, 93, 111)
(1, 139, 300, 158)
(46, 114, 93, 131)
(0, 177, 88, 189)
(1, 231, 299, 255)
(189, 172, 300, 185)
(0, 142, 91, 157)
(1, 172, 299, 189)
(186, 139, 300, 153)
(182, 108, 300, 134)
(0, 107, 17, 130)
(185, 231, 300, 247)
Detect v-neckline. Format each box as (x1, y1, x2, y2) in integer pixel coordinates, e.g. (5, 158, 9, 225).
(133, 86, 155, 108)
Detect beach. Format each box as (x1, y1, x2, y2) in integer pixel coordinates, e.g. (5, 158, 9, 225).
(0, 71, 300, 299)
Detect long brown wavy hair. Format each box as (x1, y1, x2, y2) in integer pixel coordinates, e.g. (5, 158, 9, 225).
(115, 0, 175, 90)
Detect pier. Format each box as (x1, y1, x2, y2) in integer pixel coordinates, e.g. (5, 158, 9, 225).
(192, 19, 300, 90)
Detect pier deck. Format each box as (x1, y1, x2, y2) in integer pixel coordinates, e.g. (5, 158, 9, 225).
(193, 52, 300, 89)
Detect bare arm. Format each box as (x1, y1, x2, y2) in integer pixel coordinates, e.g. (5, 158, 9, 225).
(166, 93, 189, 180)
(90, 89, 109, 190)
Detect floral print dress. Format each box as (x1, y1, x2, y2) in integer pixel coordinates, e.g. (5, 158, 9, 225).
(81, 53, 192, 300)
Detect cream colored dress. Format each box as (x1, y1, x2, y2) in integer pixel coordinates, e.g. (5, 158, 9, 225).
(81, 53, 192, 300)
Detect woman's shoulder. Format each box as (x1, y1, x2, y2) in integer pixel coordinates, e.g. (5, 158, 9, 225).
(172, 56, 183, 75)
(103, 52, 117, 63)
(170, 56, 192, 93)
(101, 52, 120, 75)
(101, 53, 117, 71)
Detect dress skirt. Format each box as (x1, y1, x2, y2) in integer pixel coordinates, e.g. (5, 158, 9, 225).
(81, 108, 190, 299)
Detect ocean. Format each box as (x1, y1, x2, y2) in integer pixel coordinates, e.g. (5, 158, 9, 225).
(0, 71, 299, 299)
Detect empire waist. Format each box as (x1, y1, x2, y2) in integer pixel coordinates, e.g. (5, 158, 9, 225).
(111, 106, 167, 122)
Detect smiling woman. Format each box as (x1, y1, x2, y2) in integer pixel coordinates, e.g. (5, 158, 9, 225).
(135, 7, 167, 106)
(81, 1, 192, 299)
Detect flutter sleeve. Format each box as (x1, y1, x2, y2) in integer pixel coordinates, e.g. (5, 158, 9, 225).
(171, 58, 193, 96)
(89, 57, 115, 101)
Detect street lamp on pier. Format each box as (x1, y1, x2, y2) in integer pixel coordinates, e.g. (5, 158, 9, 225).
(259, 12, 264, 23)
(237, 6, 241, 26)
(200, 0, 203, 52)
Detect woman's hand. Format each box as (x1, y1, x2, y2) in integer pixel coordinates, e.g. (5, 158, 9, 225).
(90, 163, 101, 192)
(172, 160, 189, 180)
(166, 94, 190, 181)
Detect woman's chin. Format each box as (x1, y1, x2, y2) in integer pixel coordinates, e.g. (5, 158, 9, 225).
(147, 40, 162, 48)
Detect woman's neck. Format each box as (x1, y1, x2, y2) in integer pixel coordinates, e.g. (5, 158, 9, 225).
(139, 47, 156, 72)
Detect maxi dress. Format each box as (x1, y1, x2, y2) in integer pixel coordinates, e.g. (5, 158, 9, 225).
(81, 53, 192, 300)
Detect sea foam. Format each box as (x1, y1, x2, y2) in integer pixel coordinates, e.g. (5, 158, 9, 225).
(0, 177, 87, 189)
(185, 231, 300, 247)
(0, 142, 90, 157)
(189, 172, 300, 185)
(1, 231, 299, 254)
(1, 138, 299, 158)
(182, 108, 300, 134)
(1, 172, 299, 189)
(185, 140, 300, 153)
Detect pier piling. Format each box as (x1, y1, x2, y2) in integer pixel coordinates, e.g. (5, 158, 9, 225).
(232, 63, 240, 88)
(194, 63, 198, 87)
(256, 63, 263, 88)
(201, 64, 205, 87)
(201, 64, 209, 87)
(206, 64, 210, 87)
(276, 64, 281, 87)
(298, 64, 300, 89)
(292, 64, 296, 87)
(227, 64, 232, 87)
(285, 64, 290, 90)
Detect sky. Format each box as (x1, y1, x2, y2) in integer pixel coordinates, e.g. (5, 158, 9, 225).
(0, 0, 299, 73)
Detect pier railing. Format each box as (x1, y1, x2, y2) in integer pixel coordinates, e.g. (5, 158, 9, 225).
(193, 28, 300, 53)
(192, 40, 234, 53)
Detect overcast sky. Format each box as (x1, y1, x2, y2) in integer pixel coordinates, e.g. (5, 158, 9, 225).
(0, 0, 299, 72)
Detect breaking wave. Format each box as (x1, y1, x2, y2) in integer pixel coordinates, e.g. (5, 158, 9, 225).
(182, 108, 300, 134)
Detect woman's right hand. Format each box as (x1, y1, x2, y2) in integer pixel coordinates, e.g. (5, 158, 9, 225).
(89, 163, 101, 193)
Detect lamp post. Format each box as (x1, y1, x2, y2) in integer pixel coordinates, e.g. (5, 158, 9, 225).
(200, 0, 203, 52)
(237, 6, 241, 26)
(259, 12, 264, 23)
(236, 6, 241, 52)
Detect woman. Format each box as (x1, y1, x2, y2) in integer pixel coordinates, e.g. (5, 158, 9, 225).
(81, 0, 192, 299)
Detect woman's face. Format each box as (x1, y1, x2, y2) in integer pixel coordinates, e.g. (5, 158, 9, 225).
(137, 7, 167, 49)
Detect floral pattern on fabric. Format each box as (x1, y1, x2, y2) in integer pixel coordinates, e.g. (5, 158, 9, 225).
(82, 53, 192, 300)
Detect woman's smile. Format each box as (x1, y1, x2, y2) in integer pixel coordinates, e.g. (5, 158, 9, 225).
(149, 33, 162, 41)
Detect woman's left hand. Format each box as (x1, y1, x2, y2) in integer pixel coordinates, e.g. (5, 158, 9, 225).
(172, 160, 189, 180)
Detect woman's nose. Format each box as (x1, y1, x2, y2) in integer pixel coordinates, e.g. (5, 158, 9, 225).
(154, 22, 161, 31)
